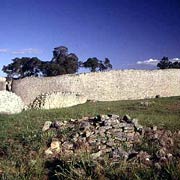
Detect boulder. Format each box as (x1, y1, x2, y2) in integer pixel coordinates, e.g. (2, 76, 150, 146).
(0, 90, 24, 114)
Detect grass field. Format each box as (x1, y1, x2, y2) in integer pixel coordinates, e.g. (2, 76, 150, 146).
(0, 96, 180, 179)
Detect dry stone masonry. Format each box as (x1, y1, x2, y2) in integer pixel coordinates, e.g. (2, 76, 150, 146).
(29, 92, 87, 109)
(43, 114, 143, 159)
(43, 114, 179, 169)
(0, 69, 180, 112)
(11, 69, 180, 106)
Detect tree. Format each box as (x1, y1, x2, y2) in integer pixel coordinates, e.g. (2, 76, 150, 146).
(157, 56, 180, 69)
(2, 46, 80, 78)
(83, 57, 112, 72)
(52, 46, 68, 62)
(171, 61, 180, 69)
(157, 57, 172, 69)
(2, 57, 42, 79)
(100, 58, 112, 71)
(49, 46, 79, 76)
(83, 57, 99, 72)
(2, 46, 112, 79)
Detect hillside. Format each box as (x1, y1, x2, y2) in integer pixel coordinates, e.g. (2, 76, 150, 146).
(0, 97, 180, 179)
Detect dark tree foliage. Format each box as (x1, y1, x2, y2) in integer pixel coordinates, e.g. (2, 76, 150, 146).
(2, 57, 42, 79)
(157, 56, 180, 69)
(2, 46, 113, 79)
(83, 57, 112, 72)
(157, 57, 172, 69)
(83, 57, 99, 72)
(171, 61, 180, 68)
(52, 46, 68, 62)
(2, 46, 80, 78)
(48, 47, 79, 76)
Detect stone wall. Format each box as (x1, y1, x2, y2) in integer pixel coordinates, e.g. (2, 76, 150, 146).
(11, 69, 180, 106)
(0, 77, 6, 91)
(29, 92, 87, 109)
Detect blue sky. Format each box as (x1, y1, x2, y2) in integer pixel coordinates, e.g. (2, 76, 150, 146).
(0, 0, 180, 76)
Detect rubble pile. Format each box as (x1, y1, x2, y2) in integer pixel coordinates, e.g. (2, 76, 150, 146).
(42, 114, 180, 168)
(43, 114, 143, 159)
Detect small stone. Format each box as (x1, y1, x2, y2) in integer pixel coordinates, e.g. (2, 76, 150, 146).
(152, 126, 158, 131)
(99, 127, 106, 132)
(50, 140, 61, 152)
(100, 114, 109, 120)
(108, 114, 119, 119)
(85, 130, 91, 137)
(99, 130, 105, 137)
(62, 142, 74, 150)
(135, 125, 143, 133)
(109, 152, 118, 159)
(72, 137, 78, 142)
(110, 128, 123, 133)
(115, 137, 126, 141)
(88, 138, 96, 145)
(42, 121, 52, 131)
(132, 118, 139, 126)
(124, 126, 134, 130)
(103, 126, 112, 130)
(53, 121, 62, 129)
(126, 132, 135, 140)
(166, 153, 173, 160)
(101, 139, 107, 144)
(123, 115, 132, 123)
(83, 116, 89, 120)
(154, 162, 161, 170)
(100, 145, 107, 150)
(156, 148, 166, 158)
(102, 148, 112, 153)
(80, 121, 91, 131)
(45, 148, 53, 155)
(91, 151, 102, 159)
(112, 123, 121, 129)
(153, 133, 159, 139)
(124, 129, 134, 133)
(106, 141, 114, 147)
(70, 118, 76, 122)
(117, 148, 129, 160)
(137, 151, 151, 164)
(119, 123, 127, 128)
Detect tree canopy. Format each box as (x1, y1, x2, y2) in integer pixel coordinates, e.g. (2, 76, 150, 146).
(2, 57, 42, 79)
(157, 57, 180, 69)
(82, 57, 112, 72)
(2, 46, 113, 79)
(2, 46, 79, 78)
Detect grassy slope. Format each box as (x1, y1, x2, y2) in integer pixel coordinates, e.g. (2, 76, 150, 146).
(1, 96, 180, 140)
(0, 96, 180, 179)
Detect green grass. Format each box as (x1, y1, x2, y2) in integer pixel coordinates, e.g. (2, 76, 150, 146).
(0, 96, 180, 179)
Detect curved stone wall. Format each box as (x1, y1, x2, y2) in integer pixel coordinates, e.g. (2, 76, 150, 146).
(29, 92, 87, 109)
(11, 69, 180, 106)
